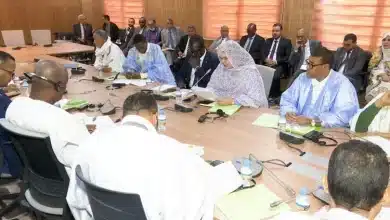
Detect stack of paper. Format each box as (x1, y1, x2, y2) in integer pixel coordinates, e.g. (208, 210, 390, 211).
(112, 79, 147, 87)
(209, 104, 241, 116)
(252, 113, 280, 128)
(215, 184, 291, 220)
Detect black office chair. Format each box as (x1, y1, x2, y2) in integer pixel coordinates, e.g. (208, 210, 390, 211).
(0, 119, 71, 220)
(75, 165, 147, 220)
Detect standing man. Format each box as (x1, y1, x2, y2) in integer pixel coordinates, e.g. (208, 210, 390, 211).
(144, 18, 162, 45)
(121, 18, 137, 56)
(332, 33, 367, 92)
(136, 17, 148, 36)
(102, 14, 119, 43)
(288, 28, 322, 87)
(239, 23, 265, 65)
(176, 25, 198, 58)
(175, 35, 220, 88)
(208, 25, 230, 52)
(0, 52, 22, 178)
(161, 18, 182, 65)
(264, 23, 292, 100)
(72, 14, 93, 45)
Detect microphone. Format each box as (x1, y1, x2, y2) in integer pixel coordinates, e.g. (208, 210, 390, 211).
(190, 67, 213, 89)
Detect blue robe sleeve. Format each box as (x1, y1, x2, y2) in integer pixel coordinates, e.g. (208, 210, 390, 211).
(318, 80, 359, 128)
(146, 45, 176, 85)
(280, 75, 302, 116)
(122, 48, 141, 73)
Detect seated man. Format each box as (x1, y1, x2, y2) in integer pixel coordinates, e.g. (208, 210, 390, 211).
(332, 33, 367, 92)
(93, 29, 125, 73)
(6, 60, 90, 175)
(123, 34, 176, 85)
(239, 23, 265, 64)
(144, 18, 162, 45)
(72, 14, 93, 45)
(67, 92, 242, 220)
(288, 28, 322, 87)
(175, 35, 219, 88)
(280, 46, 359, 128)
(0, 52, 22, 177)
(274, 140, 390, 220)
(208, 25, 230, 53)
(176, 25, 197, 58)
(350, 91, 390, 133)
(120, 18, 136, 56)
(161, 18, 183, 65)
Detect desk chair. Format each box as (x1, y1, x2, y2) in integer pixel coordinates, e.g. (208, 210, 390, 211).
(75, 165, 147, 220)
(256, 65, 276, 98)
(0, 119, 71, 220)
(1, 30, 25, 47)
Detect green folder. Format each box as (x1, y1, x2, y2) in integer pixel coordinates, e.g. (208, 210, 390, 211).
(209, 104, 241, 116)
(252, 113, 280, 128)
(62, 99, 89, 111)
(215, 184, 291, 220)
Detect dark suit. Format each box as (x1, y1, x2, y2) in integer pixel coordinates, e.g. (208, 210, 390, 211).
(175, 51, 220, 89)
(239, 34, 265, 64)
(288, 40, 322, 87)
(176, 34, 191, 54)
(102, 22, 120, 42)
(263, 37, 292, 98)
(72, 23, 93, 45)
(121, 27, 136, 55)
(332, 46, 367, 91)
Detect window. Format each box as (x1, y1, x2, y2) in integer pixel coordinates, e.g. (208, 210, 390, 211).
(203, 0, 282, 40)
(312, 0, 390, 51)
(104, 0, 144, 28)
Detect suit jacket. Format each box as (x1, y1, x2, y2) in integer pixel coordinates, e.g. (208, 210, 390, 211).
(161, 27, 182, 49)
(102, 22, 120, 42)
(120, 27, 136, 49)
(144, 27, 162, 45)
(264, 37, 292, 66)
(175, 51, 220, 88)
(239, 34, 265, 64)
(332, 46, 367, 91)
(72, 23, 93, 45)
(289, 40, 322, 73)
(176, 35, 190, 54)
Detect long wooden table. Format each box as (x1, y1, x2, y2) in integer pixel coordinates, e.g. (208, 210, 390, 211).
(10, 45, 356, 216)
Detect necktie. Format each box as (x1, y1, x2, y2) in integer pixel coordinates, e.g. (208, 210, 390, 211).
(245, 37, 253, 52)
(298, 46, 305, 68)
(269, 39, 278, 60)
(168, 29, 175, 49)
(339, 50, 351, 71)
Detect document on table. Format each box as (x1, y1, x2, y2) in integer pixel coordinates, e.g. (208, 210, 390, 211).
(112, 79, 147, 87)
(252, 113, 280, 128)
(209, 104, 241, 116)
(151, 84, 176, 93)
(215, 184, 291, 220)
(362, 136, 390, 156)
(192, 86, 218, 101)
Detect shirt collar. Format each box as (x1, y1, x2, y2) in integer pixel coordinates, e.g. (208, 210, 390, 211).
(305, 40, 310, 47)
(121, 115, 157, 133)
(312, 69, 332, 87)
(200, 50, 207, 62)
(319, 208, 368, 220)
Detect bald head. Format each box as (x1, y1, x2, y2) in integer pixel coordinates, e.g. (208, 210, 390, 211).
(220, 25, 229, 38)
(296, 28, 308, 46)
(247, 23, 257, 36)
(31, 60, 68, 104)
(78, 14, 87, 24)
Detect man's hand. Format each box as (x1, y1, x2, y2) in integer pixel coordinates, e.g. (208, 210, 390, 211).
(102, 66, 112, 73)
(264, 58, 272, 66)
(378, 73, 390, 82)
(178, 51, 183, 57)
(286, 112, 312, 125)
(3, 84, 19, 93)
(375, 91, 390, 108)
(285, 112, 297, 122)
(217, 97, 235, 106)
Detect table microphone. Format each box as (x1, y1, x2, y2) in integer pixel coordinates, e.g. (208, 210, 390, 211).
(190, 67, 213, 89)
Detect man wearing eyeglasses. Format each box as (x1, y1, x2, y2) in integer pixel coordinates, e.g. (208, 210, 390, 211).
(0, 51, 22, 178)
(280, 46, 359, 128)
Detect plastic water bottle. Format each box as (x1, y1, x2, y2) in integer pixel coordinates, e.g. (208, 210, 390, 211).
(296, 187, 311, 210)
(278, 117, 287, 131)
(158, 108, 167, 132)
(240, 159, 253, 187)
(175, 87, 182, 104)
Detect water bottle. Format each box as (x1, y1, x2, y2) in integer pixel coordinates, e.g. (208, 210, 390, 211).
(158, 108, 167, 132)
(175, 87, 182, 104)
(296, 187, 311, 210)
(240, 159, 253, 187)
(278, 117, 286, 131)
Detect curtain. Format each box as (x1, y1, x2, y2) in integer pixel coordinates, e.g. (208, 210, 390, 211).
(104, 0, 144, 28)
(203, 0, 282, 40)
(312, 0, 390, 51)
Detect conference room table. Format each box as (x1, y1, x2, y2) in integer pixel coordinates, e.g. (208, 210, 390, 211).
(8, 44, 366, 218)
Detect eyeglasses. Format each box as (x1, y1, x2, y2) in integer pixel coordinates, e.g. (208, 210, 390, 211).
(305, 59, 325, 69)
(0, 68, 15, 79)
(24, 72, 66, 92)
(383, 38, 390, 42)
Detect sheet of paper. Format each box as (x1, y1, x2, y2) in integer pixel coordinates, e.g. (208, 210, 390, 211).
(209, 104, 241, 116)
(152, 84, 176, 93)
(215, 184, 291, 220)
(211, 162, 244, 199)
(187, 144, 205, 157)
(192, 86, 218, 101)
(362, 136, 390, 156)
(112, 79, 147, 87)
(199, 102, 215, 107)
(252, 113, 280, 128)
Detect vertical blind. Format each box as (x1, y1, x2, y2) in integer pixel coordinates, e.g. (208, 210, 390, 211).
(203, 0, 282, 40)
(312, 0, 390, 51)
(103, 0, 144, 28)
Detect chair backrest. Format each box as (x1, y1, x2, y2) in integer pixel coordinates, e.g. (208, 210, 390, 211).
(0, 119, 68, 197)
(256, 65, 275, 98)
(31, 30, 52, 45)
(75, 165, 147, 220)
(1, 30, 25, 46)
